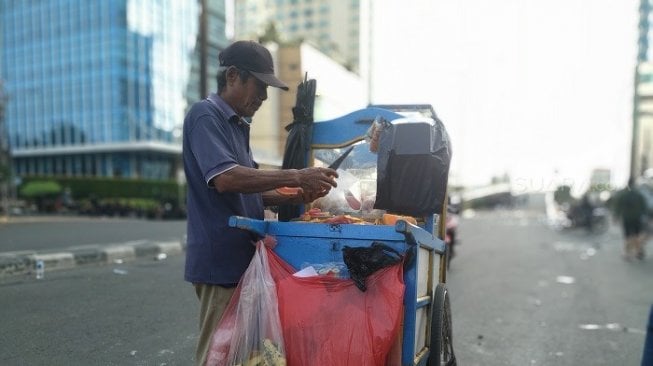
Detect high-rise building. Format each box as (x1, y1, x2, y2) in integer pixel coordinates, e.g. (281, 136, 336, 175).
(0, 0, 226, 181)
(186, 0, 231, 103)
(232, 0, 371, 165)
(234, 0, 369, 76)
(250, 42, 366, 164)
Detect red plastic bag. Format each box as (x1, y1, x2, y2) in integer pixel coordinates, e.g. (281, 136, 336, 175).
(205, 241, 286, 366)
(266, 248, 405, 366)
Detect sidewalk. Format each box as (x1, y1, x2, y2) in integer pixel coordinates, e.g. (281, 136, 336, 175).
(0, 239, 186, 279)
(0, 214, 187, 279)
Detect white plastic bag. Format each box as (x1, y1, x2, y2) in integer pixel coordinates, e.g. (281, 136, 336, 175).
(206, 241, 286, 366)
(313, 168, 362, 214)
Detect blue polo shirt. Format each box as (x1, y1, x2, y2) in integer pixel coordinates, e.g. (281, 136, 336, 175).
(183, 93, 264, 286)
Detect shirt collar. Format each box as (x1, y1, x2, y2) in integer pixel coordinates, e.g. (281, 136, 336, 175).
(207, 93, 251, 127)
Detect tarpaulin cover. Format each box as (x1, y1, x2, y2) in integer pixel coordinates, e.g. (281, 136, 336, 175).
(268, 247, 405, 366)
(374, 116, 452, 216)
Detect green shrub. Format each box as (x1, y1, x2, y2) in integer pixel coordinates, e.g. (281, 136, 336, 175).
(19, 180, 62, 198)
(19, 176, 183, 203)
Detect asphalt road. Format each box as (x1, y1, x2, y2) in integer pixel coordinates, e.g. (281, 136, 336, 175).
(0, 216, 187, 253)
(1, 202, 652, 365)
(447, 207, 652, 366)
(0, 254, 197, 366)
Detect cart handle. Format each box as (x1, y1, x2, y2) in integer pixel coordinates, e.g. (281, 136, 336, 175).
(228, 216, 446, 255)
(229, 216, 269, 236)
(394, 220, 446, 254)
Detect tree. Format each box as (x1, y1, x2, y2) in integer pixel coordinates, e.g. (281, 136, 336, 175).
(259, 21, 281, 44)
(20, 181, 62, 198)
(19, 180, 63, 212)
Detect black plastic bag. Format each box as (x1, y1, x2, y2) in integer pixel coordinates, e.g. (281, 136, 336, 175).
(343, 242, 403, 292)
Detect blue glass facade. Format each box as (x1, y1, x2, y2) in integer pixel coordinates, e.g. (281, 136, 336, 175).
(0, 0, 225, 180)
(186, 0, 230, 103)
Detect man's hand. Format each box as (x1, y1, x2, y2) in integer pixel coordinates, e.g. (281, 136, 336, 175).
(280, 186, 329, 205)
(261, 235, 277, 249)
(297, 167, 338, 194)
(296, 186, 331, 204)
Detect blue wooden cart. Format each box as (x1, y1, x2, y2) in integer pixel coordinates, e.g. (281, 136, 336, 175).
(230, 105, 455, 366)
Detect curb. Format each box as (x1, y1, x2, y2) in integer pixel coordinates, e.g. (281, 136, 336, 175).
(0, 240, 187, 279)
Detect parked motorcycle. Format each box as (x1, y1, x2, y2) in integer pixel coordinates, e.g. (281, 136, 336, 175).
(566, 202, 609, 234)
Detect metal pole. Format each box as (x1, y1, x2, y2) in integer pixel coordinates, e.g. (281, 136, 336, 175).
(0, 80, 9, 219)
(633, 68, 641, 180)
(633, 0, 650, 179)
(199, 0, 208, 98)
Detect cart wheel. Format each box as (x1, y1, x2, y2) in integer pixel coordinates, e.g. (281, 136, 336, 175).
(429, 283, 456, 366)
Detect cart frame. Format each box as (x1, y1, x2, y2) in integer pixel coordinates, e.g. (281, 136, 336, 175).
(230, 105, 455, 365)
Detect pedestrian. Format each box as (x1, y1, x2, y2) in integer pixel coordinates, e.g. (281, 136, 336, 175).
(182, 40, 339, 365)
(613, 178, 647, 261)
(578, 194, 595, 231)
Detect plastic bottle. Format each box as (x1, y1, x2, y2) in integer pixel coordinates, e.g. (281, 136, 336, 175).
(366, 115, 386, 153)
(35, 260, 44, 279)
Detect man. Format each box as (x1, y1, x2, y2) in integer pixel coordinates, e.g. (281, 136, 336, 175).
(613, 178, 647, 261)
(182, 40, 338, 365)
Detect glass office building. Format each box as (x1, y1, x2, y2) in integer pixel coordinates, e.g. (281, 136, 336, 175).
(1, 0, 226, 180)
(186, 0, 230, 104)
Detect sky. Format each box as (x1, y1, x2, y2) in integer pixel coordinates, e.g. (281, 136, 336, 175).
(370, 0, 639, 193)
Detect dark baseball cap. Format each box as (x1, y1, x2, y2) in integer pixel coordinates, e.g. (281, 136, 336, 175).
(219, 40, 289, 91)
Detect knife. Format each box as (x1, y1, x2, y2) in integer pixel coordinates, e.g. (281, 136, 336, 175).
(327, 146, 355, 170)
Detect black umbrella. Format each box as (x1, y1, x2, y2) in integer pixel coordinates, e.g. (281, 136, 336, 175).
(278, 74, 316, 221)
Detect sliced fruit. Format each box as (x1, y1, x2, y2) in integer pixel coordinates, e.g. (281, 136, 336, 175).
(382, 213, 417, 226)
(276, 187, 301, 196)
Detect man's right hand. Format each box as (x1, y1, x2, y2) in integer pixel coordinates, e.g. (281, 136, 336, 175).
(297, 167, 338, 194)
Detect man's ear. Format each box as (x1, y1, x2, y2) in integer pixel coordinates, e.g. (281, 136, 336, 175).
(225, 66, 239, 85)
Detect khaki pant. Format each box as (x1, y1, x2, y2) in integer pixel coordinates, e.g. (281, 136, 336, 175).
(625, 235, 644, 258)
(194, 284, 236, 366)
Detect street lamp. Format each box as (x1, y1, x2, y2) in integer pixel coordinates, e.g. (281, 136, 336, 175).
(633, 0, 651, 179)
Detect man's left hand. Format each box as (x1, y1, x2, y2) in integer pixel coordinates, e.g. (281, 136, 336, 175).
(285, 187, 329, 204)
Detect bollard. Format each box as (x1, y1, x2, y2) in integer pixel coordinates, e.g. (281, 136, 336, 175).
(35, 260, 44, 280)
(643, 305, 653, 366)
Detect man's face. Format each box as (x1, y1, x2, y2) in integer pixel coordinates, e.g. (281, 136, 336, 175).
(228, 70, 268, 117)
